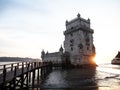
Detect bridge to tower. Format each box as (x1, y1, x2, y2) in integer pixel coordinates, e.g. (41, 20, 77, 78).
(0, 61, 72, 90)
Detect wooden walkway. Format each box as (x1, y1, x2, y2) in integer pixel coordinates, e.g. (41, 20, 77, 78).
(0, 62, 52, 89)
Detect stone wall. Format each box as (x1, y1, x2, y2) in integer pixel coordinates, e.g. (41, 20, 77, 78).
(42, 52, 63, 63)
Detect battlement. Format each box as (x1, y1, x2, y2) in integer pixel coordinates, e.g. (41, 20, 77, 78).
(66, 13, 90, 30)
(44, 52, 60, 57)
(66, 14, 90, 25)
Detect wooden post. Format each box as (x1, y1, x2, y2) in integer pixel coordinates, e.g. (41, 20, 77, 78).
(3, 66, 6, 89)
(34, 62, 36, 68)
(31, 62, 33, 69)
(41, 67, 43, 80)
(21, 62, 24, 88)
(26, 62, 27, 68)
(29, 62, 31, 83)
(3, 65, 6, 83)
(13, 66, 17, 89)
(37, 68, 40, 84)
(32, 70, 35, 88)
(36, 62, 37, 68)
(22, 62, 24, 74)
(29, 72, 31, 84)
(14, 66, 17, 78)
(17, 63, 19, 69)
(26, 62, 29, 87)
(11, 64, 13, 71)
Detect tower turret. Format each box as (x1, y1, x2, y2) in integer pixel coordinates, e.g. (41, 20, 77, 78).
(59, 45, 63, 55)
(41, 50, 45, 60)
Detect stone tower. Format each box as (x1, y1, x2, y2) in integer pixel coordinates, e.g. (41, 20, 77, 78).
(64, 13, 95, 65)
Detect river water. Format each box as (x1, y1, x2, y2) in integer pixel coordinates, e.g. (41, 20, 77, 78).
(39, 63, 120, 90)
(1, 62, 120, 90)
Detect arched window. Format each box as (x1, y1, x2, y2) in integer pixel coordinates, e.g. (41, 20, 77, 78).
(78, 44, 83, 53)
(71, 47, 73, 51)
(78, 44, 83, 49)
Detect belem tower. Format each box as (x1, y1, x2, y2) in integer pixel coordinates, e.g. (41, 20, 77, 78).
(41, 13, 96, 65)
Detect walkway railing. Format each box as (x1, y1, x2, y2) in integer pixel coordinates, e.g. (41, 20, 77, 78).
(0, 61, 52, 90)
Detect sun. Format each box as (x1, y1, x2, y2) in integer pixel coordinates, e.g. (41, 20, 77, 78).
(94, 56, 100, 65)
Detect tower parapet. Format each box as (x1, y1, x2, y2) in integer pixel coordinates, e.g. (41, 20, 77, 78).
(64, 13, 93, 36)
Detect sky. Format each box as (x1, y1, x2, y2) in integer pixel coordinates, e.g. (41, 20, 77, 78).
(0, 0, 120, 63)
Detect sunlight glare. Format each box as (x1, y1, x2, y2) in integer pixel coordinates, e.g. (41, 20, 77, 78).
(94, 54, 112, 65)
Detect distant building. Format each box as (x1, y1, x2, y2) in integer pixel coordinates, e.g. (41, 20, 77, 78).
(41, 13, 96, 65)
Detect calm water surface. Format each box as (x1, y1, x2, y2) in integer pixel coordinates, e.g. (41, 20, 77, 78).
(1, 62, 120, 90)
(0, 62, 17, 65)
(40, 63, 120, 90)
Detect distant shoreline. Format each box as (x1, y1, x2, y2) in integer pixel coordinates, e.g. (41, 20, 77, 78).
(0, 57, 41, 62)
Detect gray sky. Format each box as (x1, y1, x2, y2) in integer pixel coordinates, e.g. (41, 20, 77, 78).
(0, 0, 120, 63)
